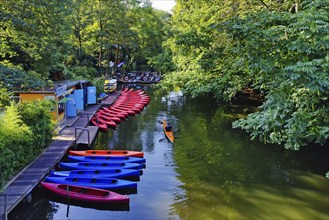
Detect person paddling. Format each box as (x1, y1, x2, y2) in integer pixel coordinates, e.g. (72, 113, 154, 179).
(165, 122, 173, 132)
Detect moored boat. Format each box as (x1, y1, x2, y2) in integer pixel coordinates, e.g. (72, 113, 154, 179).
(104, 79, 117, 93)
(41, 182, 129, 204)
(67, 155, 146, 164)
(59, 162, 144, 170)
(50, 169, 142, 179)
(44, 176, 137, 190)
(90, 117, 108, 131)
(69, 150, 144, 158)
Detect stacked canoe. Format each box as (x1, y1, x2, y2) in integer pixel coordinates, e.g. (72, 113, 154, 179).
(41, 149, 145, 204)
(91, 88, 150, 131)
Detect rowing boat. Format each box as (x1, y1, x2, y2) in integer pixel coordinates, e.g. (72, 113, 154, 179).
(44, 176, 137, 190)
(41, 182, 129, 204)
(50, 169, 142, 179)
(67, 155, 146, 164)
(69, 150, 144, 158)
(162, 119, 174, 143)
(59, 162, 144, 170)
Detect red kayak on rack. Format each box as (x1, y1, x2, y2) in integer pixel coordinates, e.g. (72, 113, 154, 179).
(41, 182, 129, 204)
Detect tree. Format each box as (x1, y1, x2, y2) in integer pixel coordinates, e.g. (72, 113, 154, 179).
(231, 0, 329, 149)
(159, 0, 329, 149)
(0, 0, 74, 75)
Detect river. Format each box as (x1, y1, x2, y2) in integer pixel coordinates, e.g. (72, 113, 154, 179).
(9, 85, 329, 219)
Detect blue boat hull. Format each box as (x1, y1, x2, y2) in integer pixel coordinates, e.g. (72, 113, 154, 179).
(59, 162, 144, 170)
(67, 155, 146, 164)
(44, 176, 137, 190)
(50, 169, 142, 179)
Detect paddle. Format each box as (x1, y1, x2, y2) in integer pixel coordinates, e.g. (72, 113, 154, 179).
(66, 184, 70, 217)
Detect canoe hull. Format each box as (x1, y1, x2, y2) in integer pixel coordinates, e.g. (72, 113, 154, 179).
(41, 182, 129, 204)
(44, 176, 137, 190)
(162, 119, 174, 143)
(67, 155, 146, 164)
(69, 150, 144, 158)
(50, 169, 142, 179)
(59, 162, 144, 170)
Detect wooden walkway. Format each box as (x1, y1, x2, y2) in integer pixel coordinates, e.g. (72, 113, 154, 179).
(0, 92, 120, 220)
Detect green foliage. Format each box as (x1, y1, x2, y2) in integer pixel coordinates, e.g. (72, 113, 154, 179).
(0, 100, 54, 189)
(0, 84, 11, 108)
(0, 104, 32, 189)
(0, 65, 46, 91)
(0, 0, 74, 75)
(91, 76, 107, 96)
(231, 0, 329, 149)
(160, 0, 329, 150)
(19, 100, 54, 149)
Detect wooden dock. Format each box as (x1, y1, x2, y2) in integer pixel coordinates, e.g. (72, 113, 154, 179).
(0, 92, 120, 220)
(0, 140, 74, 220)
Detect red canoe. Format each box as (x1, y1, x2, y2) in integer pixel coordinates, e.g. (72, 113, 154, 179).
(96, 113, 121, 123)
(91, 117, 108, 131)
(41, 182, 129, 204)
(98, 109, 126, 120)
(69, 150, 144, 158)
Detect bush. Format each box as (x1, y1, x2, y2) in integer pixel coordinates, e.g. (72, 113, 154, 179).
(0, 104, 32, 189)
(0, 100, 54, 190)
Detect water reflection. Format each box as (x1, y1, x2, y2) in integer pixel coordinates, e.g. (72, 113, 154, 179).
(172, 102, 329, 220)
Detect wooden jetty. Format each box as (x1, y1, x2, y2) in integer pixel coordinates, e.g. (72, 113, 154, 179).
(0, 92, 120, 220)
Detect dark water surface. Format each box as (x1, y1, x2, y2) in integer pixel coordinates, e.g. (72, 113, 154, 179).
(9, 86, 329, 220)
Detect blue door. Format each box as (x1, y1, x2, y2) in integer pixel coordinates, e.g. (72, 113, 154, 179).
(66, 94, 76, 117)
(87, 86, 97, 104)
(74, 89, 84, 112)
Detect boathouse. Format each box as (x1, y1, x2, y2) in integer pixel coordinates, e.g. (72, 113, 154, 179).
(15, 80, 97, 124)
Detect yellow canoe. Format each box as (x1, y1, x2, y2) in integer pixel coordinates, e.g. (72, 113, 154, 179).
(162, 119, 174, 143)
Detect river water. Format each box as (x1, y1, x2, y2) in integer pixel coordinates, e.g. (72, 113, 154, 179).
(9, 85, 329, 219)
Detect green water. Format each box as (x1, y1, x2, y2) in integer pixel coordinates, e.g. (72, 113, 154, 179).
(9, 86, 329, 220)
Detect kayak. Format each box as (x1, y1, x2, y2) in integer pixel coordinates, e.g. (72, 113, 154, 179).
(59, 162, 144, 170)
(90, 117, 108, 131)
(96, 113, 121, 123)
(69, 150, 144, 158)
(97, 109, 126, 120)
(94, 114, 117, 127)
(162, 119, 174, 143)
(67, 155, 146, 164)
(50, 169, 142, 179)
(44, 176, 137, 190)
(102, 107, 129, 117)
(41, 182, 129, 204)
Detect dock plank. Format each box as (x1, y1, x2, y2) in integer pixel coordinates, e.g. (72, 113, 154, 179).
(76, 126, 99, 147)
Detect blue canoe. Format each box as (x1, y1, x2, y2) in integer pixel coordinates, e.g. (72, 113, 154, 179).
(44, 176, 137, 190)
(67, 155, 146, 164)
(59, 162, 144, 170)
(50, 169, 142, 179)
